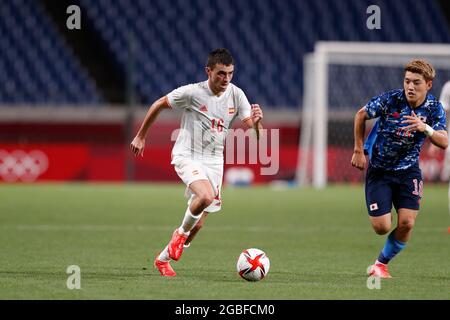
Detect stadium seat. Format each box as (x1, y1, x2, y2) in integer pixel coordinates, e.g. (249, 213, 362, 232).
(1, 0, 449, 106)
(0, 0, 103, 105)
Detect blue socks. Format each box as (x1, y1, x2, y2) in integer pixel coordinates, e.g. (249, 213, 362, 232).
(377, 230, 406, 264)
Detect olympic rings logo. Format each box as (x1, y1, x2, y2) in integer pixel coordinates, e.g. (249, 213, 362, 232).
(0, 150, 48, 182)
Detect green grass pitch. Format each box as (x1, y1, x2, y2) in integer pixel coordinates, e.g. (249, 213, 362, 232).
(0, 183, 449, 299)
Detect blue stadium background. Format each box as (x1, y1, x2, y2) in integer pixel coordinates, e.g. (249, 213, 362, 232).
(1, 0, 449, 107)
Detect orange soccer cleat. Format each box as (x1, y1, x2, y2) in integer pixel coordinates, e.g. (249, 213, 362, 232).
(368, 263, 392, 279)
(154, 258, 177, 277)
(167, 228, 188, 261)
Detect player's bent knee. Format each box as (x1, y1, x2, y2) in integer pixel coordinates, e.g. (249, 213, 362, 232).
(398, 219, 415, 232)
(372, 223, 391, 235)
(197, 193, 215, 208)
(369, 212, 391, 235)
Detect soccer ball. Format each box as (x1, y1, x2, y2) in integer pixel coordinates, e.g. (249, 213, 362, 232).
(236, 248, 270, 281)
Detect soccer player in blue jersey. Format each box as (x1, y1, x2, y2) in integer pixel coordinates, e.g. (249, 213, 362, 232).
(351, 60, 448, 278)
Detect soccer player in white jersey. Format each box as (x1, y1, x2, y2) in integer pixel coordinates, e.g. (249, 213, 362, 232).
(130, 48, 263, 276)
(439, 81, 450, 232)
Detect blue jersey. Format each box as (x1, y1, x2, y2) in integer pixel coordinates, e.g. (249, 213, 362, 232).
(363, 89, 446, 171)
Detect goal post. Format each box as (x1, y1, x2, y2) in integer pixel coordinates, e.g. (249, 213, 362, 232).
(297, 41, 450, 188)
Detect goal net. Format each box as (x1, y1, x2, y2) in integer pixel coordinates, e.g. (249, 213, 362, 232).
(297, 41, 450, 188)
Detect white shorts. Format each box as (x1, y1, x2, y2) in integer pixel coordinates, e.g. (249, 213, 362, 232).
(171, 156, 223, 213)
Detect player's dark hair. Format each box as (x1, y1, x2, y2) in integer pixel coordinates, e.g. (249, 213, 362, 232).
(405, 59, 436, 81)
(206, 48, 234, 69)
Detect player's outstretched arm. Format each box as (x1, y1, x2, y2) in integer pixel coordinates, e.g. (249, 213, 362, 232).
(351, 107, 369, 170)
(130, 96, 171, 157)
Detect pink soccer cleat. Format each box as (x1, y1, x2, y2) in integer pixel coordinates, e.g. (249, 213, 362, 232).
(167, 228, 188, 261)
(154, 258, 176, 277)
(368, 263, 392, 279)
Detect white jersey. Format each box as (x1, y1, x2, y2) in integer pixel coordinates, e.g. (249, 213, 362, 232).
(440, 81, 450, 112)
(440, 81, 450, 141)
(167, 80, 252, 164)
